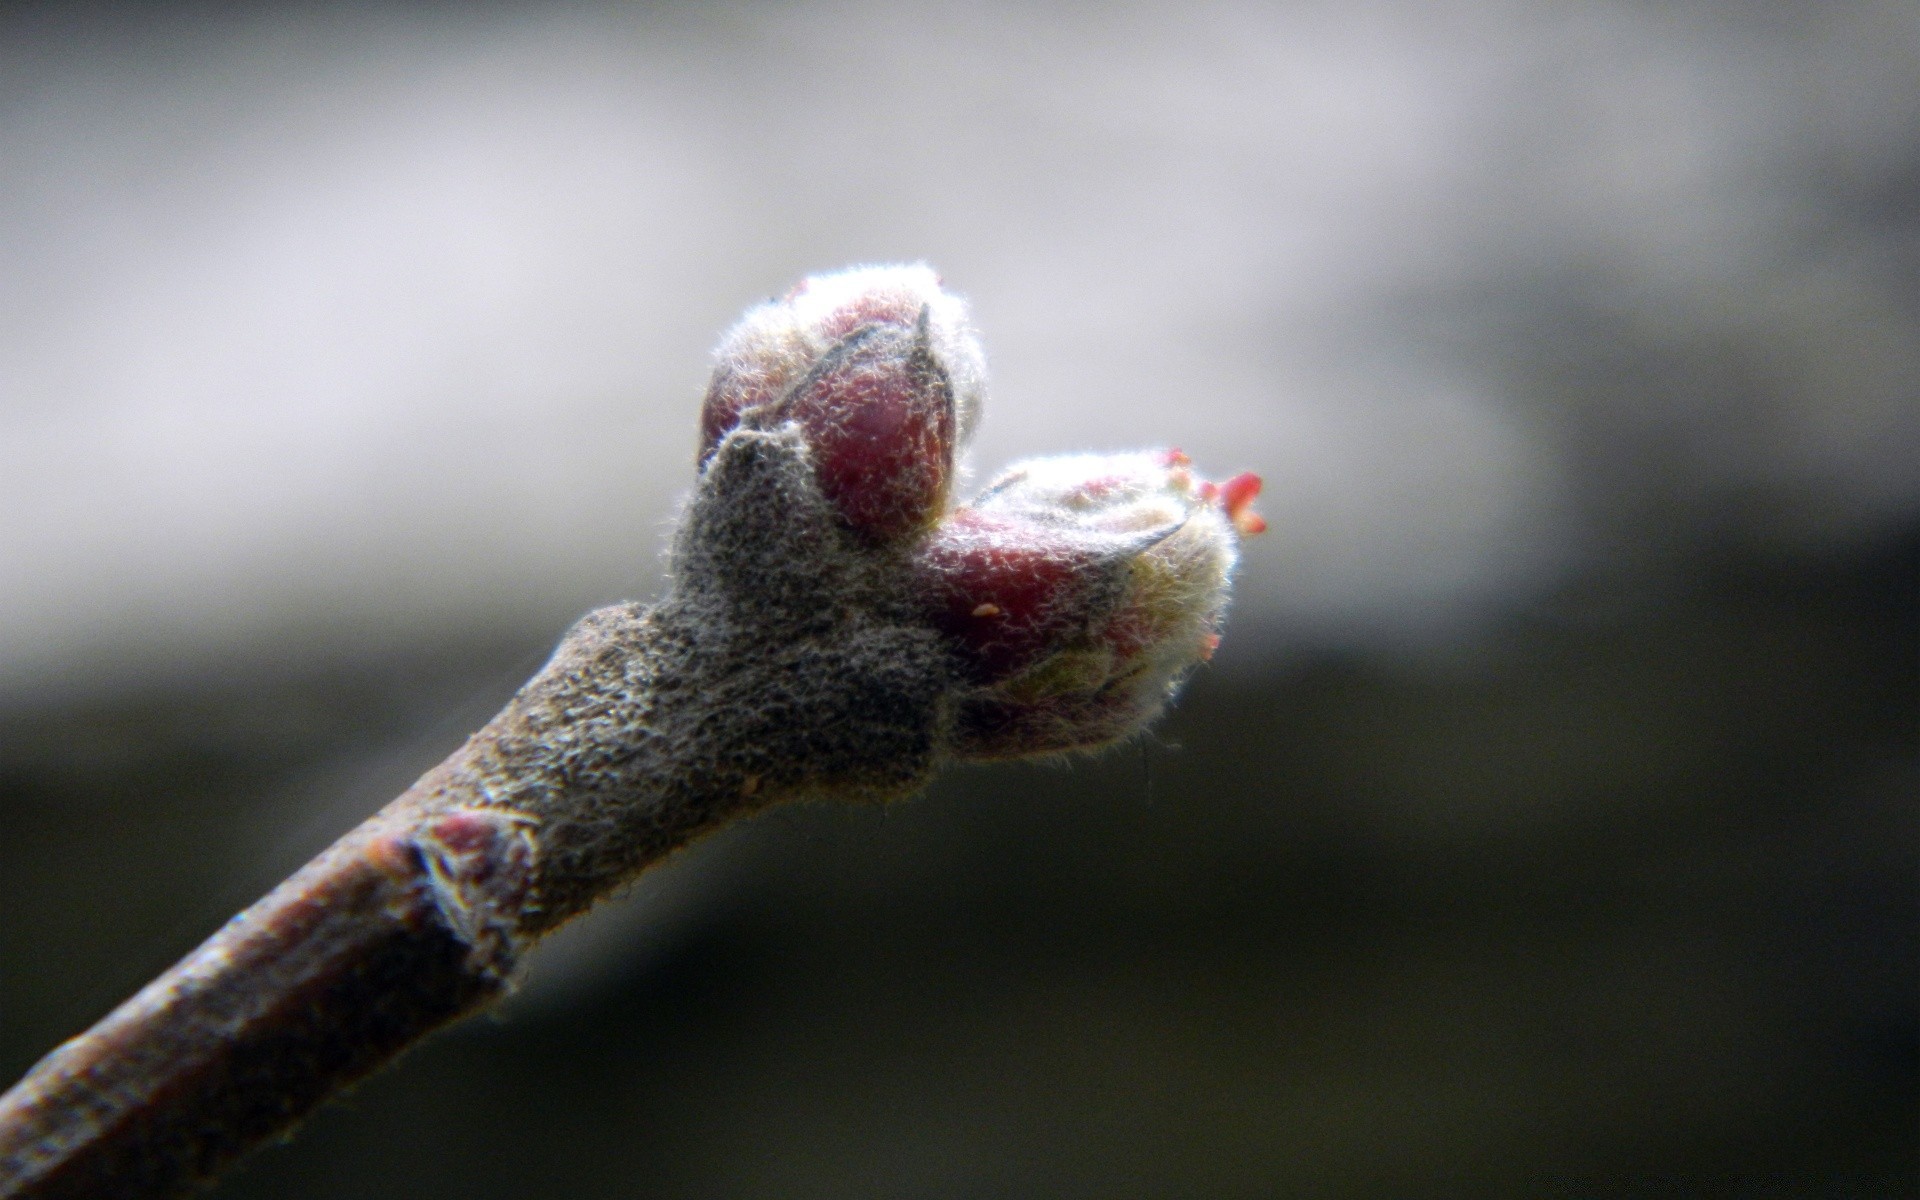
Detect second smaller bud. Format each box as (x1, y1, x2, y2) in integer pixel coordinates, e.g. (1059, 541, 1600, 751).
(700, 265, 985, 545)
(914, 451, 1256, 759)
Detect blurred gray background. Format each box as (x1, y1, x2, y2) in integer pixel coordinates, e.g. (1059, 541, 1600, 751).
(1, 2, 1914, 1195)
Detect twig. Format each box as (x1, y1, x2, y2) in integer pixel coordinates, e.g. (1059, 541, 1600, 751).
(0, 265, 1259, 1198)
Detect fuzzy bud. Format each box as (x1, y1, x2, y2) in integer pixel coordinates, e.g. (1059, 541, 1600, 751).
(916, 449, 1256, 759)
(700, 264, 986, 543)
(695, 265, 1259, 765)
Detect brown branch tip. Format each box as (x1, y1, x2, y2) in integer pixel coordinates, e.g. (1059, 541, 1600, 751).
(0, 264, 1262, 1199)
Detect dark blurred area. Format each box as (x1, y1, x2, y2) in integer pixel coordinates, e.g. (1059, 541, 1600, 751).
(1, 3, 1915, 1196)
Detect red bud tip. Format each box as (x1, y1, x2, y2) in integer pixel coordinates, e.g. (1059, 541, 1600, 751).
(1217, 471, 1265, 536)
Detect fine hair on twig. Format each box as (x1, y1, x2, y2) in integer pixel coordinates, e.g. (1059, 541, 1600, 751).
(0, 264, 1262, 1200)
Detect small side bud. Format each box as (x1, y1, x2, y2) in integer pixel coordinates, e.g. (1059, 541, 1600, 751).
(915, 451, 1257, 759)
(699, 264, 986, 543)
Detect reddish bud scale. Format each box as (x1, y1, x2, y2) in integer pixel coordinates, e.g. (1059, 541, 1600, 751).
(780, 321, 955, 543)
(811, 290, 926, 342)
(907, 449, 1249, 759)
(915, 511, 1118, 682)
(700, 290, 931, 467)
(699, 265, 982, 546)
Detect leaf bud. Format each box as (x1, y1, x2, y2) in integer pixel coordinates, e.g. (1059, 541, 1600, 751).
(915, 450, 1261, 758)
(699, 264, 986, 543)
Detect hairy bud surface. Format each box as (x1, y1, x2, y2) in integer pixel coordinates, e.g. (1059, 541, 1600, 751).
(696, 265, 1260, 764)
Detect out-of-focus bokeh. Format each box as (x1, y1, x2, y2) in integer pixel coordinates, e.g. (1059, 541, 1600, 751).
(1, 3, 1913, 1195)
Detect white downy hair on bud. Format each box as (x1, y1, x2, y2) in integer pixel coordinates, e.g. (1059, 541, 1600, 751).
(967, 450, 1242, 739)
(978, 451, 1237, 539)
(712, 263, 988, 446)
(700, 269, 1253, 762)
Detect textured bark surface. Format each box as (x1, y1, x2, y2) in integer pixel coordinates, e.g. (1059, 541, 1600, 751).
(0, 429, 955, 1199)
(0, 818, 506, 1199)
